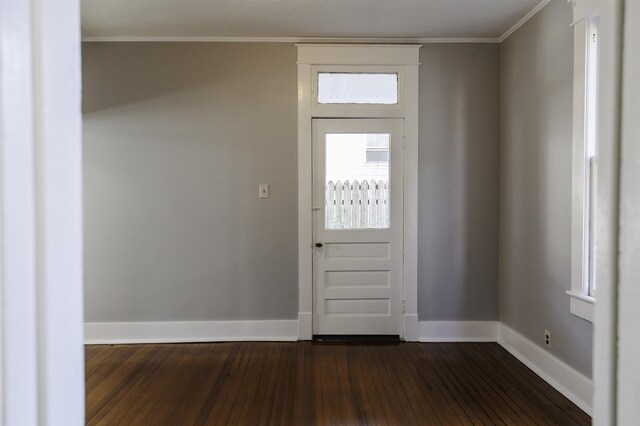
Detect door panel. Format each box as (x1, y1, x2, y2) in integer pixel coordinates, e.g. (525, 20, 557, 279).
(313, 119, 403, 335)
(324, 271, 390, 288)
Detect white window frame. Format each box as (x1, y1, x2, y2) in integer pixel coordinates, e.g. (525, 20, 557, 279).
(568, 9, 600, 322)
(297, 44, 420, 340)
(312, 65, 404, 117)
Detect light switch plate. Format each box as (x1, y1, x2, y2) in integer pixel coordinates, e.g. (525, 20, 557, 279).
(259, 184, 269, 199)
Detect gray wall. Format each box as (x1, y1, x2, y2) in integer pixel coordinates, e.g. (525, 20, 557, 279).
(83, 42, 501, 323)
(83, 43, 299, 321)
(418, 44, 500, 320)
(499, 0, 593, 377)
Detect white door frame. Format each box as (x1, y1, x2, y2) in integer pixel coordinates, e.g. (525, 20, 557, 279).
(296, 44, 420, 340)
(0, 0, 85, 423)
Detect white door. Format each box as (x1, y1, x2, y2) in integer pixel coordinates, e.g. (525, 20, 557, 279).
(313, 118, 404, 336)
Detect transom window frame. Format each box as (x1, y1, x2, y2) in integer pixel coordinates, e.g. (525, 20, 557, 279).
(312, 65, 405, 117)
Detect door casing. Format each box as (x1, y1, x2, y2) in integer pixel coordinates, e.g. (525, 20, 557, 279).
(297, 44, 420, 340)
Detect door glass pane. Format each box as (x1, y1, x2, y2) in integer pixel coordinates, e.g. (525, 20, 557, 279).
(325, 133, 389, 229)
(317, 73, 398, 104)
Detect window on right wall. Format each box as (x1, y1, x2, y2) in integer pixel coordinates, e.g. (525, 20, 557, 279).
(585, 16, 599, 298)
(568, 11, 599, 322)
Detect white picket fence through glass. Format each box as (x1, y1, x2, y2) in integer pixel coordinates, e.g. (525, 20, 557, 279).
(325, 180, 389, 229)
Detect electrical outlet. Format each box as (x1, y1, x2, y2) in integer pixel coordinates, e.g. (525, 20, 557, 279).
(544, 330, 552, 348)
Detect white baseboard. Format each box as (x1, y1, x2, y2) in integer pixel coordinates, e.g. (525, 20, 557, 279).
(404, 314, 419, 341)
(297, 312, 312, 340)
(418, 321, 499, 342)
(84, 320, 299, 344)
(498, 323, 593, 416)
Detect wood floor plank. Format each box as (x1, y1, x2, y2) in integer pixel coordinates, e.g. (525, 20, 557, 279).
(127, 343, 213, 424)
(362, 343, 411, 425)
(164, 342, 234, 424)
(462, 343, 555, 426)
(291, 342, 315, 425)
(400, 343, 476, 425)
(455, 343, 545, 425)
(375, 344, 441, 426)
(86, 345, 159, 424)
(84, 344, 135, 391)
(479, 343, 590, 425)
(259, 342, 295, 425)
(85, 341, 591, 425)
(435, 343, 525, 424)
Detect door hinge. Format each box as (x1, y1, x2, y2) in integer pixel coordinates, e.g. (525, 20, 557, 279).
(402, 136, 406, 150)
(401, 300, 406, 314)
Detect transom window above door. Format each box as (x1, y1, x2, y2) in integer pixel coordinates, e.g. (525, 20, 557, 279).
(317, 73, 398, 105)
(311, 65, 405, 117)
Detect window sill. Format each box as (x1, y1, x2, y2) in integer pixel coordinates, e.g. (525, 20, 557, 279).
(567, 290, 595, 322)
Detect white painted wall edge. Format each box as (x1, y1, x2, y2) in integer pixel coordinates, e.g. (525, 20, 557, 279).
(498, 323, 594, 416)
(418, 321, 499, 342)
(85, 320, 299, 344)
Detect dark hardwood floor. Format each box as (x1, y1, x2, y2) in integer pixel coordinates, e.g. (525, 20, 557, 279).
(85, 342, 590, 425)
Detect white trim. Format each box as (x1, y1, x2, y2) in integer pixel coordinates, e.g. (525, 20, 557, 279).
(297, 44, 421, 65)
(81, 36, 500, 44)
(590, 0, 621, 422)
(617, 0, 640, 421)
(498, 0, 553, 42)
(297, 312, 313, 340)
(418, 321, 499, 342)
(297, 62, 314, 340)
(297, 44, 419, 340)
(84, 320, 299, 344)
(1, 0, 39, 420)
(498, 324, 593, 416)
(404, 315, 419, 341)
(1, 0, 85, 423)
(569, 294, 595, 322)
(567, 291, 596, 323)
(567, 290, 596, 304)
(402, 64, 420, 342)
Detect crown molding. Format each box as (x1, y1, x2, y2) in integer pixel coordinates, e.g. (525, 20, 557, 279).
(498, 0, 553, 42)
(81, 36, 500, 44)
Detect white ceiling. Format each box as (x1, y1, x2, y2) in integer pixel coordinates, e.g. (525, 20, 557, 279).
(81, 0, 542, 40)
